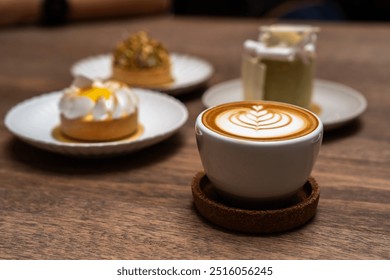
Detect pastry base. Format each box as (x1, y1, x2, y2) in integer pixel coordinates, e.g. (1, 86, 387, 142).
(60, 110, 138, 142)
(191, 171, 320, 234)
(112, 65, 173, 87)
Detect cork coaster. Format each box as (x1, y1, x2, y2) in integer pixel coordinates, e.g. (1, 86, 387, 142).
(191, 172, 320, 234)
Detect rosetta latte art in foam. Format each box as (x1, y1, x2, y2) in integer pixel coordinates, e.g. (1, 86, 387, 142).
(229, 105, 292, 130)
(202, 102, 318, 141)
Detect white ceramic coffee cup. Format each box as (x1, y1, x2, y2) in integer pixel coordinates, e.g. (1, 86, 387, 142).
(195, 100, 323, 202)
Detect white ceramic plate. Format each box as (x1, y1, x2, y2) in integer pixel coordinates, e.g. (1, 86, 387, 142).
(71, 53, 214, 95)
(5, 89, 188, 157)
(202, 79, 367, 130)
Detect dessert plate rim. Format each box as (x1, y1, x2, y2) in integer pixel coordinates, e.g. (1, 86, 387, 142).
(71, 52, 214, 95)
(201, 78, 367, 131)
(4, 89, 188, 157)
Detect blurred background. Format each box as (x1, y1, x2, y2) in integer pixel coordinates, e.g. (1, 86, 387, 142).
(0, 0, 389, 27)
(173, 0, 390, 21)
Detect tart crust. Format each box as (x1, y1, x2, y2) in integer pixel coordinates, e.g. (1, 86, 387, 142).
(60, 109, 138, 142)
(112, 65, 173, 87)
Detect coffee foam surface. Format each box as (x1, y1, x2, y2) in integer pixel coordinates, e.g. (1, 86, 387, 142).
(202, 102, 318, 141)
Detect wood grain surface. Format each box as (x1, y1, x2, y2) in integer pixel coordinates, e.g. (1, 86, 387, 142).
(0, 16, 389, 259)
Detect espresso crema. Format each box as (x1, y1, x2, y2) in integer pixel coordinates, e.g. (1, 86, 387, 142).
(202, 102, 318, 141)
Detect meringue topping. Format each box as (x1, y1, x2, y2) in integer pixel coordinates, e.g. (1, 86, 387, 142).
(59, 75, 138, 121)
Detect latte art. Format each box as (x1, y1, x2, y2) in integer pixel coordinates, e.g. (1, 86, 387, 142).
(202, 102, 318, 141)
(229, 105, 292, 131)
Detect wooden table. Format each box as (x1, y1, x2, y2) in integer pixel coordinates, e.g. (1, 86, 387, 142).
(1, 16, 389, 260)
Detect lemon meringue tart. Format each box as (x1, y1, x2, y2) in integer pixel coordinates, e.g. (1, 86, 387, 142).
(112, 31, 173, 87)
(59, 75, 139, 142)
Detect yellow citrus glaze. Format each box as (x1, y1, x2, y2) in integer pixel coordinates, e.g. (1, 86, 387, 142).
(78, 87, 112, 101)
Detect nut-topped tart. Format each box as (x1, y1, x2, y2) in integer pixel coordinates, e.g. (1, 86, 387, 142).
(112, 31, 174, 87)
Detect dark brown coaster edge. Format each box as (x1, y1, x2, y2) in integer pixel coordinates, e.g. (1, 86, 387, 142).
(191, 172, 320, 234)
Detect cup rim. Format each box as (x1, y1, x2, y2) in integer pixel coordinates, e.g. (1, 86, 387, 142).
(196, 100, 323, 145)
